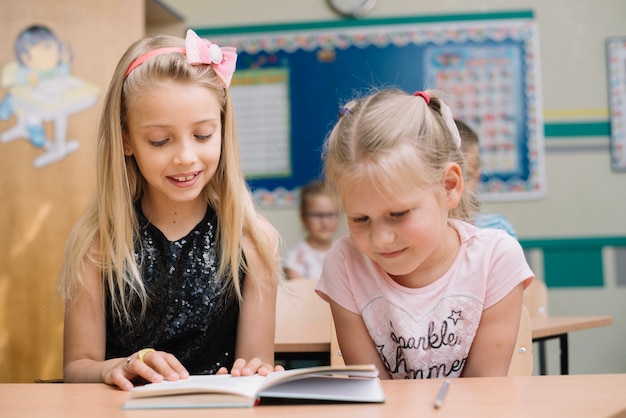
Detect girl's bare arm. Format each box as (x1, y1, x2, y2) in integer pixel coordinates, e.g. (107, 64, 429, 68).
(461, 282, 527, 377)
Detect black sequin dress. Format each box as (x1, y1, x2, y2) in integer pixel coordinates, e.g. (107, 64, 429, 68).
(105, 204, 240, 375)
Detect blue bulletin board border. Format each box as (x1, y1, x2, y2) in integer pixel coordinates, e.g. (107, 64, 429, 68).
(196, 10, 545, 207)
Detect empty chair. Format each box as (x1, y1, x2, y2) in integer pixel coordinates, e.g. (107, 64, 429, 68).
(507, 304, 534, 376)
(523, 279, 549, 374)
(330, 318, 344, 366)
(523, 279, 549, 319)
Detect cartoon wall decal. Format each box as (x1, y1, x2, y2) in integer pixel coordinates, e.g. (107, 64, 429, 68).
(0, 24, 99, 168)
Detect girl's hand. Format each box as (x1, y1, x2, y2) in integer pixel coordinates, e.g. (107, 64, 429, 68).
(106, 349, 189, 391)
(216, 357, 285, 377)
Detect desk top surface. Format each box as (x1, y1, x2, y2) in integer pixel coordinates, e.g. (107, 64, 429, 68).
(2, 374, 625, 418)
(531, 315, 613, 339)
(275, 315, 614, 352)
(275, 318, 330, 352)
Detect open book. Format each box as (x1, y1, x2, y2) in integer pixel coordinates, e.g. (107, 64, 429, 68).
(123, 364, 385, 409)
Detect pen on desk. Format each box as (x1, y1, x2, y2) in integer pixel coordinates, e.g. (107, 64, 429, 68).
(433, 379, 450, 409)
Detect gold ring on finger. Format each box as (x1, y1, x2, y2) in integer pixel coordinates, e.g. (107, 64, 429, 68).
(138, 348, 155, 363)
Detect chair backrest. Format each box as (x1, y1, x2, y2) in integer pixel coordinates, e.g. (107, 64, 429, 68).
(507, 304, 534, 376)
(275, 277, 332, 346)
(330, 317, 344, 366)
(523, 279, 549, 319)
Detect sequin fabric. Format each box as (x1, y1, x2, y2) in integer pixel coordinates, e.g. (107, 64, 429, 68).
(105, 204, 240, 375)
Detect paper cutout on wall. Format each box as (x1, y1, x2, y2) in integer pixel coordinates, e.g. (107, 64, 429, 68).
(0, 24, 99, 168)
(607, 37, 626, 171)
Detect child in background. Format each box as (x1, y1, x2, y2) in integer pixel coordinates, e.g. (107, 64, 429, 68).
(317, 89, 533, 379)
(57, 30, 283, 391)
(456, 119, 517, 237)
(284, 179, 339, 279)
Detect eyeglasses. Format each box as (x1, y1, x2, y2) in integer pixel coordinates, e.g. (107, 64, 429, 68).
(306, 212, 338, 222)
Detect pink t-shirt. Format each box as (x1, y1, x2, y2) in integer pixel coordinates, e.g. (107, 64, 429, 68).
(316, 219, 533, 379)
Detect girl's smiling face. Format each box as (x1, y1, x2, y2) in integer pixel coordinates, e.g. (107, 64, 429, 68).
(124, 80, 222, 207)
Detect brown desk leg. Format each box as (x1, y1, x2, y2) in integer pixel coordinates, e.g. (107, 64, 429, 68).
(559, 334, 569, 375)
(533, 333, 569, 375)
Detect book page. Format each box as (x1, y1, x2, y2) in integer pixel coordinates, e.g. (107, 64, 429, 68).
(124, 365, 384, 409)
(259, 375, 385, 403)
(124, 393, 254, 409)
(128, 365, 380, 401)
(128, 374, 265, 400)
(259, 364, 379, 391)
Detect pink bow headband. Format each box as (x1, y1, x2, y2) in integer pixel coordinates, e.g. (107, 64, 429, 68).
(124, 29, 237, 87)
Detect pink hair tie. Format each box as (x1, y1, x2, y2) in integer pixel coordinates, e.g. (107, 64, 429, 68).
(413, 91, 430, 104)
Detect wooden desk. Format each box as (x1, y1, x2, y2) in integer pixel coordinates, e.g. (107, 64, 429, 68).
(2, 374, 626, 417)
(275, 341, 330, 353)
(275, 315, 614, 374)
(274, 308, 331, 362)
(274, 278, 331, 363)
(531, 315, 613, 375)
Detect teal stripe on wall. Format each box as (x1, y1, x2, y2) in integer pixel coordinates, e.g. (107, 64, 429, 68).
(544, 248, 604, 287)
(195, 10, 534, 36)
(520, 236, 626, 288)
(544, 122, 611, 138)
(520, 237, 626, 248)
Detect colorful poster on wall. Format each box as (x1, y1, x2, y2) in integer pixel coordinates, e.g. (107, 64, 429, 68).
(231, 68, 292, 179)
(201, 11, 544, 206)
(0, 24, 99, 168)
(607, 36, 626, 172)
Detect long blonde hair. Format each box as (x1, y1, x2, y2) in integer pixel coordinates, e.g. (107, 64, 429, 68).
(323, 88, 475, 221)
(58, 34, 279, 324)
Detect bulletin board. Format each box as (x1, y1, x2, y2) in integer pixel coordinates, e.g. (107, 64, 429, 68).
(607, 36, 626, 171)
(198, 11, 545, 207)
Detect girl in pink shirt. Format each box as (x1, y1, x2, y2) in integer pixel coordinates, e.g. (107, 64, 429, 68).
(317, 89, 533, 379)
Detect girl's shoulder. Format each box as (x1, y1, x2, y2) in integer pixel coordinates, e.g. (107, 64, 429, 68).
(254, 214, 279, 241)
(242, 213, 279, 256)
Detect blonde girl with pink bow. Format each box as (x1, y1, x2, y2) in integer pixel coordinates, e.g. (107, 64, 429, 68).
(58, 30, 284, 390)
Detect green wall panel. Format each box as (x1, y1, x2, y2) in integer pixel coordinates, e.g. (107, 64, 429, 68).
(543, 247, 604, 287)
(519, 236, 626, 288)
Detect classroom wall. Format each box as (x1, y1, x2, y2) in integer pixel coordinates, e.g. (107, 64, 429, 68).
(1, 0, 623, 382)
(162, 0, 626, 374)
(0, 0, 146, 383)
